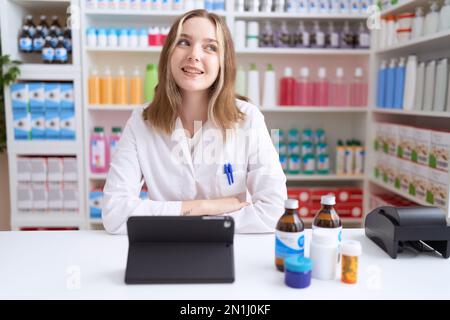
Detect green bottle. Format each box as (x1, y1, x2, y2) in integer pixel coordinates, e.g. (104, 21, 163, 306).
(144, 63, 158, 102)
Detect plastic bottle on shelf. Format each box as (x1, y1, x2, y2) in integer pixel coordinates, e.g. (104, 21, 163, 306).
(173, 0, 183, 10)
(385, 16, 396, 47)
(161, 0, 172, 10)
(19, 25, 33, 53)
(394, 58, 406, 109)
(279, 67, 296, 106)
(110, 127, 123, 160)
(314, 67, 329, 106)
(119, 0, 131, 9)
(296, 21, 310, 48)
(160, 26, 170, 45)
(439, 0, 450, 31)
(114, 66, 128, 105)
(336, 140, 346, 175)
(414, 61, 426, 110)
(275, 0, 285, 12)
(295, 67, 314, 106)
(130, 67, 144, 105)
(402, 55, 417, 111)
(87, 28, 97, 47)
(54, 36, 68, 64)
(90, 127, 109, 173)
(298, 0, 308, 13)
(139, 28, 148, 47)
(86, 0, 98, 9)
(97, 0, 109, 9)
(183, 0, 194, 10)
(247, 63, 260, 106)
(107, 29, 118, 47)
(236, 0, 246, 11)
(97, 28, 107, 47)
(32, 26, 45, 52)
(119, 28, 128, 47)
(42, 36, 55, 63)
(411, 7, 424, 39)
(129, 28, 138, 47)
(356, 21, 370, 49)
(38, 15, 49, 37)
(88, 67, 101, 105)
(376, 60, 387, 108)
(48, 25, 59, 48)
(276, 21, 291, 48)
(286, 0, 296, 12)
(63, 27, 72, 53)
(330, 67, 350, 106)
(50, 16, 61, 36)
(434, 58, 448, 112)
(144, 63, 158, 102)
(250, 0, 260, 11)
(340, 21, 354, 49)
(260, 21, 275, 47)
(262, 64, 276, 108)
(422, 60, 436, 111)
(385, 58, 396, 108)
(319, 0, 330, 13)
(142, 0, 152, 9)
(311, 21, 325, 48)
(350, 0, 359, 15)
(424, 1, 439, 35)
(326, 21, 339, 49)
(236, 65, 247, 96)
(309, 0, 319, 13)
(148, 26, 160, 46)
(24, 15, 36, 37)
(350, 67, 368, 107)
(130, 0, 141, 9)
(100, 66, 114, 104)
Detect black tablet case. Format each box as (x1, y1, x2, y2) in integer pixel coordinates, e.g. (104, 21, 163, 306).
(125, 216, 235, 284)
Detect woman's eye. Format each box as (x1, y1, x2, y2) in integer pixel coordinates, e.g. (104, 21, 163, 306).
(177, 39, 189, 46)
(206, 44, 217, 52)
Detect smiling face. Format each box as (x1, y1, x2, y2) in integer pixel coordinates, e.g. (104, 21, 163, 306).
(170, 17, 220, 95)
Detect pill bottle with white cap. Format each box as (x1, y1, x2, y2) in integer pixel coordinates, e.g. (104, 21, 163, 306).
(312, 194, 342, 244)
(275, 199, 305, 272)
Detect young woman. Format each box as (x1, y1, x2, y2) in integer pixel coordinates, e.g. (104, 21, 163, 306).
(102, 9, 287, 234)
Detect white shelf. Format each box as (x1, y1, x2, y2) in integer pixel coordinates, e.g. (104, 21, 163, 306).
(11, 141, 81, 155)
(380, 0, 430, 16)
(372, 108, 450, 118)
(236, 48, 371, 55)
(88, 104, 144, 111)
(233, 12, 368, 19)
(262, 106, 368, 113)
(84, 9, 226, 16)
(369, 177, 431, 207)
(86, 46, 162, 53)
(18, 64, 80, 81)
(286, 174, 365, 181)
(12, 212, 84, 228)
(375, 30, 450, 55)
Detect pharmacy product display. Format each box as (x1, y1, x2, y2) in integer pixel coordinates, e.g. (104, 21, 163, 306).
(236, 0, 372, 15)
(86, 26, 170, 48)
(236, 20, 371, 49)
(373, 122, 450, 208)
(288, 186, 363, 218)
(85, 0, 225, 11)
(16, 157, 79, 213)
(273, 128, 365, 175)
(377, 1, 450, 49)
(376, 55, 450, 111)
(18, 15, 72, 63)
(88, 65, 148, 105)
(10, 82, 75, 140)
(369, 192, 416, 211)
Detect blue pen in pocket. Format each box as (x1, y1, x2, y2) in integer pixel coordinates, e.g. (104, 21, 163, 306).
(228, 163, 234, 184)
(224, 164, 231, 185)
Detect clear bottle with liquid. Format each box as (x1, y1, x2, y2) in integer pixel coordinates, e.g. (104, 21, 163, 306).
(100, 66, 114, 104)
(38, 15, 49, 37)
(311, 20, 325, 48)
(130, 67, 143, 105)
(88, 67, 101, 105)
(54, 36, 68, 64)
(325, 21, 340, 48)
(114, 66, 128, 104)
(275, 199, 305, 272)
(312, 195, 342, 243)
(340, 21, 354, 49)
(260, 21, 275, 47)
(24, 15, 36, 37)
(19, 25, 33, 53)
(42, 36, 55, 63)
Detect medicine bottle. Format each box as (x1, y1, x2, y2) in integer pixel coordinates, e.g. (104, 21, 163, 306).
(309, 228, 338, 280)
(275, 199, 305, 272)
(340, 240, 362, 284)
(312, 195, 342, 244)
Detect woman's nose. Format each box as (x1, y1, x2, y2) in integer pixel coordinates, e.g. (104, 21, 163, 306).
(187, 44, 201, 62)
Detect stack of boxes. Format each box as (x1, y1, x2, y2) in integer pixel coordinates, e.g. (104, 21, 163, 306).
(17, 157, 79, 212)
(10, 82, 75, 140)
(373, 122, 450, 208)
(369, 193, 416, 210)
(287, 187, 363, 219)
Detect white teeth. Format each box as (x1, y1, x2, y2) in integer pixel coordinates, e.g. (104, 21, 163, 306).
(182, 67, 203, 74)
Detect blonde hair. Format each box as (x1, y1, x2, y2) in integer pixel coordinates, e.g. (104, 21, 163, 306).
(143, 9, 248, 134)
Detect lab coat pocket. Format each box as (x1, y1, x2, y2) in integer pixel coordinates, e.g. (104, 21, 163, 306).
(217, 170, 247, 198)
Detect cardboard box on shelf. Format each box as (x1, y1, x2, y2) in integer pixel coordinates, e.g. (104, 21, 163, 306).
(410, 162, 428, 202)
(429, 130, 450, 173)
(31, 182, 48, 211)
(30, 158, 47, 182)
(427, 168, 449, 208)
(17, 157, 31, 182)
(17, 183, 32, 211)
(374, 122, 385, 154)
(337, 188, 363, 203)
(47, 157, 64, 182)
(412, 127, 431, 166)
(48, 182, 63, 211)
(335, 203, 363, 218)
(384, 123, 398, 157)
(397, 158, 412, 194)
(397, 125, 414, 161)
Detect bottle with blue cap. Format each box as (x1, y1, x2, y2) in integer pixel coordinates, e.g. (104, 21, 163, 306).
(275, 199, 305, 272)
(312, 195, 342, 244)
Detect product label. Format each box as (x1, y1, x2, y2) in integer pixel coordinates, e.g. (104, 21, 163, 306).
(288, 156, 301, 173)
(92, 140, 106, 168)
(303, 156, 315, 173)
(275, 230, 305, 259)
(42, 47, 55, 61)
(55, 47, 68, 62)
(19, 38, 32, 51)
(312, 225, 342, 243)
(33, 37, 45, 51)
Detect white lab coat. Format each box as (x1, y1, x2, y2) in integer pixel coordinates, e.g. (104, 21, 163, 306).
(102, 98, 287, 234)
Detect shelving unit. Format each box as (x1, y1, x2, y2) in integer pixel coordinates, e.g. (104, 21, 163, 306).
(1, 0, 86, 230)
(366, 0, 450, 222)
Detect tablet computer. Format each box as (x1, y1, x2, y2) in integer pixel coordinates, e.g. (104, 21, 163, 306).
(125, 216, 235, 284)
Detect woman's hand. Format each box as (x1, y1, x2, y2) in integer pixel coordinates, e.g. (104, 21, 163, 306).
(181, 198, 249, 216)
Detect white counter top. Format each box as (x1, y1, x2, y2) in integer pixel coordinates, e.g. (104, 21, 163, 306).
(0, 229, 449, 299)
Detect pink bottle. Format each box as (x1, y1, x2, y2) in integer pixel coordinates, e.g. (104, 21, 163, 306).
(350, 67, 368, 107)
(279, 67, 296, 106)
(295, 67, 314, 106)
(90, 126, 110, 173)
(330, 67, 350, 106)
(314, 67, 329, 106)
